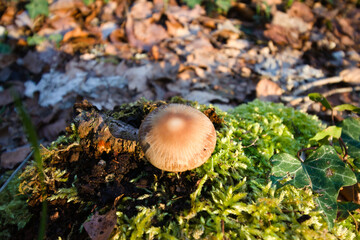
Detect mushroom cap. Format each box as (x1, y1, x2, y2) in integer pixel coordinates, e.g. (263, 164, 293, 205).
(138, 104, 217, 172)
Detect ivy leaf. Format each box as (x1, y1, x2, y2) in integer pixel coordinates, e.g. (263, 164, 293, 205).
(26, 0, 49, 19)
(183, 0, 202, 8)
(309, 126, 342, 142)
(338, 118, 360, 161)
(337, 202, 360, 221)
(334, 104, 360, 114)
(308, 93, 332, 110)
(270, 145, 357, 229)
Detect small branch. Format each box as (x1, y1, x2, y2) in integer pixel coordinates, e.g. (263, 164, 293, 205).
(297, 147, 318, 162)
(221, 219, 226, 240)
(242, 136, 259, 148)
(293, 76, 343, 96)
(348, 211, 359, 233)
(282, 86, 360, 107)
(339, 137, 348, 160)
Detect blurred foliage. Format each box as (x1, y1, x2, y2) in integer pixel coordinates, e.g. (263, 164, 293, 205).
(0, 172, 32, 239)
(26, 0, 49, 19)
(183, 0, 233, 13)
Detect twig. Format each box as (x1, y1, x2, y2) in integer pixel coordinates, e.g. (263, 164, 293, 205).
(293, 76, 343, 96)
(0, 150, 34, 193)
(282, 86, 360, 107)
(242, 136, 259, 148)
(221, 219, 226, 240)
(348, 211, 359, 233)
(297, 147, 318, 162)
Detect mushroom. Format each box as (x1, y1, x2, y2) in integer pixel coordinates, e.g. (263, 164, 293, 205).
(138, 104, 217, 172)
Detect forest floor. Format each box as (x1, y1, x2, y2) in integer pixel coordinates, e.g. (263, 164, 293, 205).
(0, 0, 359, 238)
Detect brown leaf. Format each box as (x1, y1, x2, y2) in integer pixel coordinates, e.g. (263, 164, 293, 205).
(338, 184, 360, 204)
(0, 5, 16, 25)
(23, 51, 45, 74)
(126, 16, 168, 51)
(0, 84, 24, 107)
(61, 27, 102, 53)
(130, 0, 153, 19)
(287, 2, 315, 23)
(166, 5, 205, 25)
(48, 15, 78, 32)
(39, 118, 67, 141)
(0, 145, 31, 169)
(272, 11, 311, 34)
(83, 195, 122, 240)
(109, 28, 126, 44)
(336, 17, 355, 39)
(340, 68, 360, 84)
(0, 54, 16, 69)
(165, 16, 189, 37)
(49, 0, 79, 11)
(263, 24, 302, 49)
(256, 78, 282, 102)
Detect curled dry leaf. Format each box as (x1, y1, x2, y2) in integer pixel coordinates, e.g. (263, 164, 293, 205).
(61, 27, 102, 53)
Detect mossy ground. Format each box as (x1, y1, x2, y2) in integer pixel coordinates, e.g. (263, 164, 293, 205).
(0, 99, 359, 239)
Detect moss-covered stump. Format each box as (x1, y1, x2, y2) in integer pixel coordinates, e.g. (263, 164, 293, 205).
(1, 99, 359, 239)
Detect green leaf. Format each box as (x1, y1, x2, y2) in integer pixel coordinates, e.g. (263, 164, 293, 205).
(334, 104, 360, 114)
(27, 35, 46, 46)
(183, 0, 202, 8)
(26, 0, 49, 19)
(337, 202, 360, 221)
(270, 145, 357, 229)
(309, 126, 342, 142)
(216, 0, 232, 12)
(0, 43, 11, 54)
(308, 93, 332, 110)
(338, 118, 360, 161)
(83, 0, 95, 6)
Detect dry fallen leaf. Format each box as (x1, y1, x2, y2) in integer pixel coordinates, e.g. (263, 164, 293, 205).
(0, 5, 16, 25)
(340, 68, 360, 84)
(130, 0, 153, 19)
(126, 15, 168, 51)
(83, 195, 123, 240)
(23, 51, 45, 74)
(264, 24, 302, 48)
(256, 78, 283, 102)
(0, 145, 31, 169)
(272, 11, 311, 34)
(287, 2, 315, 23)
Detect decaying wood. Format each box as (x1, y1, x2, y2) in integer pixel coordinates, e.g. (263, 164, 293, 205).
(73, 100, 138, 157)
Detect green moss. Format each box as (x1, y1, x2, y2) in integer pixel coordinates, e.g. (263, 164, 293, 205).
(112, 100, 358, 239)
(0, 172, 32, 239)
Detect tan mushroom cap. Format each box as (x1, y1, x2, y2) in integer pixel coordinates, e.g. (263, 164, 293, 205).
(138, 104, 217, 172)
